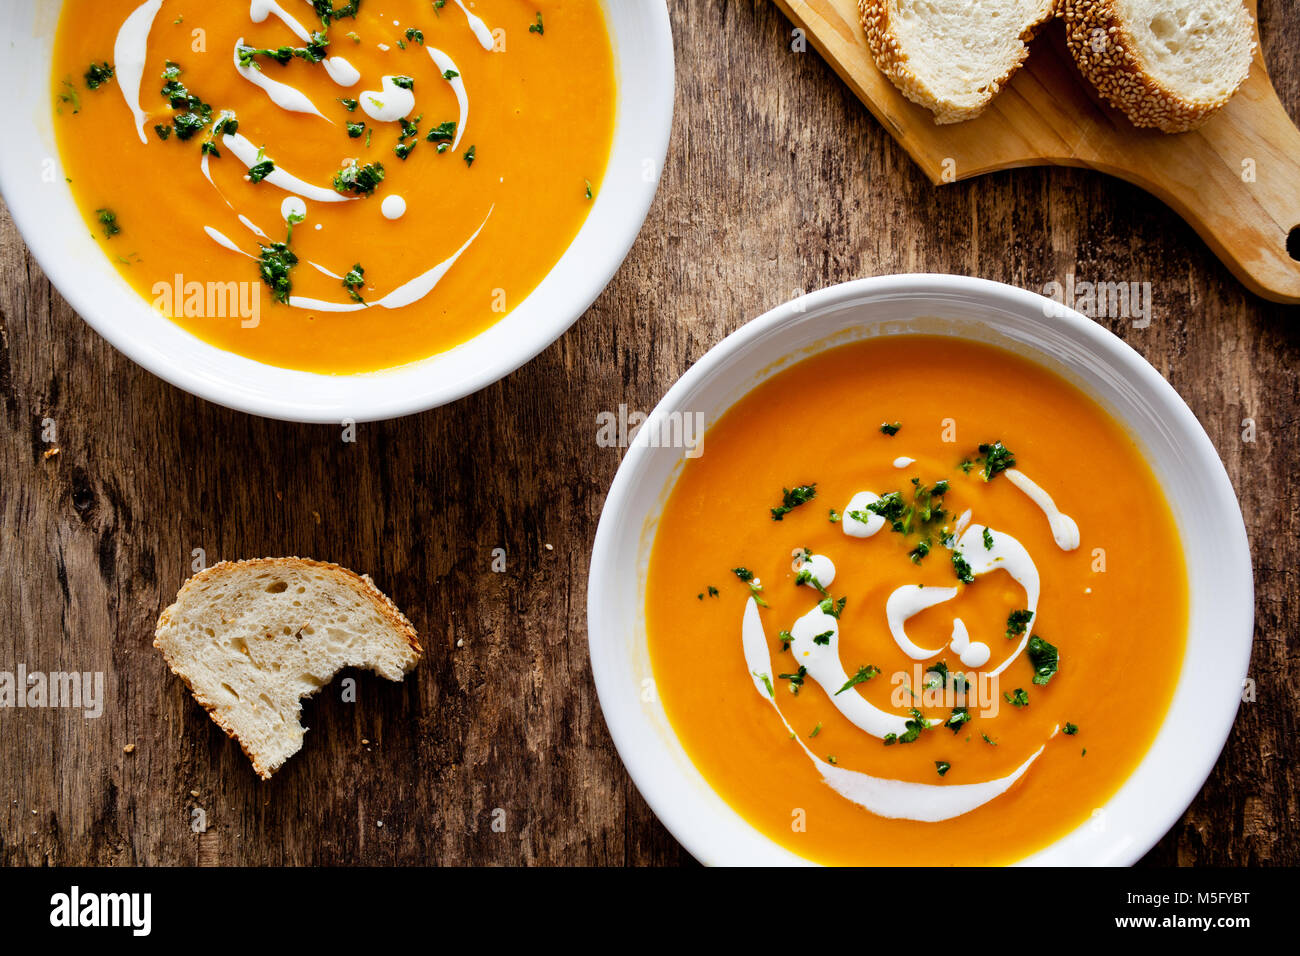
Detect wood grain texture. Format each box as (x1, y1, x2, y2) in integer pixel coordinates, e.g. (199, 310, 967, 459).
(0, 0, 1296, 866)
(773, 0, 1300, 303)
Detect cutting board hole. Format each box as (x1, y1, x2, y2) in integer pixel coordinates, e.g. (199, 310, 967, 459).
(1288, 226, 1300, 262)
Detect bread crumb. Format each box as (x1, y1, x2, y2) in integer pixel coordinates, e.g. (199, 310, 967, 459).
(376, 820, 384, 827)
(361, 738, 370, 745)
(190, 789, 200, 797)
(42, 447, 60, 460)
(544, 543, 553, 551)
(456, 638, 464, 648)
(123, 743, 135, 754)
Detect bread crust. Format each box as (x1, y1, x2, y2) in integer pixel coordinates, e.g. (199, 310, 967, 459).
(1061, 0, 1254, 133)
(860, 0, 1058, 124)
(154, 557, 422, 779)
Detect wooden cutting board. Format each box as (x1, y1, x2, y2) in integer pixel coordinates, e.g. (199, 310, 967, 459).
(771, 0, 1300, 304)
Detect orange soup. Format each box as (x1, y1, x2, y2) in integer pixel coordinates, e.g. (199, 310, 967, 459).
(51, 0, 615, 372)
(645, 336, 1188, 865)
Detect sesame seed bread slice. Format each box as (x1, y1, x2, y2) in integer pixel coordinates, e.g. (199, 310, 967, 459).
(860, 0, 1058, 124)
(154, 558, 422, 779)
(1062, 0, 1255, 133)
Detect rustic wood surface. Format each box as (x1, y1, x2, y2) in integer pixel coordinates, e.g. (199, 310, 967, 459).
(1, 0, 1296, 866)
(773, 0, 1300, 304)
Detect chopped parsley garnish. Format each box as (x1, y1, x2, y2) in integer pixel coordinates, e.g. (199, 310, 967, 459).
(247, 158, 276, 183)
(883, 708, 928, 745)
(463, 144, 477, 166)
(426, 120, 457, 142)
(311, 0, 361, 28)
(585, 179, 594, 200)
(973, 441, 1016, 481)
(777, 630, 793, 651)
(1003, 688, 1030, 708)
(730, 567, 767, 607)
(982, 733, 998, 746)
(819, 595, 847, 619)
(257, 239, 299, 305)
(982, 527, 994, 550)
(398, 115, 421, 141)
(443, 68, 459, 80)
(153, 124, 172, 141)
(1027, 634, 1059, 685)
(935, 761, 951, 777)
(828, 508, 840, 523)
(347, 121, 365, 138)
(95, 208, 121, 239)
(1063, 722, 1079, 736)
(707, 585, 719, 598)
(810, 723, 822, 738)
(394, 142, 415, 160)
(753, 672, 774, 698)
(172, 111, 209, 140)
(391, 75, 415, 90)
(879, 421, 901, 436)
(84, 62, 115, 90)
(835, 665, 880, 696)
(778, 666, 807, 694)
(342, 263, 366, 303)
(158, 62, 214, 142)
(771, 483, 817, 521)
(529, 12, 545, 34)
(212, 112, 239, 137)
(405, 27, 424, 44)
(332, 159, 385, 196)
(811, 630, 833, 646)
(944, 707, 971, 733)
(858, 478, 949, 563)
(951, 552, 974, 584)
(338, 97, 358, 111)
(237, 32, 330, 68)
(1006, 609, 1034, 640)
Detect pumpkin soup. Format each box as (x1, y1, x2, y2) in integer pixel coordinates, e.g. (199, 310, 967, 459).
(645, 335, 1188, 865)
(51, 0, 615, 373)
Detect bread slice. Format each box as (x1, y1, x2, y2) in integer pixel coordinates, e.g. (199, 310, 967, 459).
(1062, 0, 1255, 133)
(154, 558, 422, 779)
(860, 0, 1058, 124)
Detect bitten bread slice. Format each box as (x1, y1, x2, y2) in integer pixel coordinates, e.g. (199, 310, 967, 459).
(860, 0, 1058, 124)
(154, 558, 422, 779)
(1062, 0, 1254, 133)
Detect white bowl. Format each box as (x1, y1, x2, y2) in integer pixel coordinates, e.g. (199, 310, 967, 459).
(0, 1, 674, 422)
(588, 274, 1254, 866)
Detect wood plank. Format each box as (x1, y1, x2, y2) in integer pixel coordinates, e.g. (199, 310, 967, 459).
(772, 0, 1300, 303)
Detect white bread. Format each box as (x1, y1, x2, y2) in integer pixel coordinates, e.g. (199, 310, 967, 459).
(1062, 0, 1255, 133)
(860, 0, 1058, 124)
(154, 558, 422, 779)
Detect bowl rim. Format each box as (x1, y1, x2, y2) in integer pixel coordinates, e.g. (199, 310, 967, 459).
(587, 273, 1254, 867)
(0, 0, 675, 422)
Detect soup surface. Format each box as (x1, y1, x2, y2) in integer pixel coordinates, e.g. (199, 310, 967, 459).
(645, 336, 1188, 865)
(52, 0, 616, 372)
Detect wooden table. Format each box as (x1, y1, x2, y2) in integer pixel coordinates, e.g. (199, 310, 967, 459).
(1, 0, 1295, 866)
